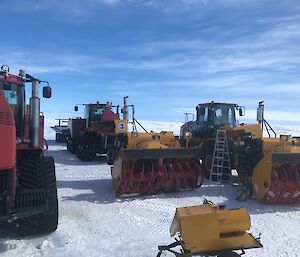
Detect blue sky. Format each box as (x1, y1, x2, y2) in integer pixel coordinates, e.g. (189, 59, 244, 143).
(1, 0, 300, 124)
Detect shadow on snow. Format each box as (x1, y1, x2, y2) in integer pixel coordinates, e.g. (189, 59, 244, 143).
(57, 178, 300, 215)
(46, 139, 107, 166)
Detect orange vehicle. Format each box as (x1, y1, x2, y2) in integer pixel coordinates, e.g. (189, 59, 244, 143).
(66, 101, 128, 162)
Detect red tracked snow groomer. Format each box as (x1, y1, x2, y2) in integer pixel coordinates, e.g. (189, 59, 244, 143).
(0, 65, 58, 234)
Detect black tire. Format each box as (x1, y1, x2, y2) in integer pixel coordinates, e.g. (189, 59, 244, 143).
(56, 133, 63, 143)
(67, 139, 76, 154)
(17, 156, 58, 235)
(217, 251, 240, 257)
(202, 143, 214, 179)
(55, 133, 59, 142)
(76, 132, 97, 162)
(106, 148, 117, 165)
(77, 146, 94, 162)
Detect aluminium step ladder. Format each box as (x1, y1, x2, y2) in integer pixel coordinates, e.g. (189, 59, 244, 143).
(209, 129, 232, 194)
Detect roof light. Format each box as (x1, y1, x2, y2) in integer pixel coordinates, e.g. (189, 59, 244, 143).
(1, 64, 9, 73)
(19, 69, 26, 77)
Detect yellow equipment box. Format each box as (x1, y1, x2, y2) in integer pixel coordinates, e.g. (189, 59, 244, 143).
(158, 201, 262, 257)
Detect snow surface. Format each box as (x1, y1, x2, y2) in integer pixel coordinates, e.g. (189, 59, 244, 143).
(0, 119, 300, 257)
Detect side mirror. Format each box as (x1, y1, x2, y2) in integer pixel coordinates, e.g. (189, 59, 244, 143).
(238, 106, 245, 116)
(43, 86, 52, 98)
(74, 106, 78, 112)
(239, 108, 243, 116)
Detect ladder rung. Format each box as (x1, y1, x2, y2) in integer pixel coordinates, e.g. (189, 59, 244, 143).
(212, 163, 230, 167)
(212, 165, 231, 169)
(213, 156, 223, 159)
(217, 143, 227, 147)
(212, 164, 223, 168)
(212, 166, 223, 169)
(211, 174, 232, 178)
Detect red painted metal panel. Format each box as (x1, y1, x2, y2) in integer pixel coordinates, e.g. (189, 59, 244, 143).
(0, 73, 23, 85)
(0, 91, 16, 171)
(70, 118, 86, 138)
(102, 109, 119, 122)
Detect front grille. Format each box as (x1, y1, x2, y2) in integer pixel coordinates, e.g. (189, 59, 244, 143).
(0, 111, 13, 126)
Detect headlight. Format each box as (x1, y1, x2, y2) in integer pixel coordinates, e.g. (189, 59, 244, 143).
(184, 131, 192, 140)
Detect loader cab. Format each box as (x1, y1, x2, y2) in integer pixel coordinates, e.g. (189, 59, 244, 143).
(84, 103, 108, 127)
(181, 102, 243, 139)
(195, 102, 238, 137)
(0, 72, 25, 137)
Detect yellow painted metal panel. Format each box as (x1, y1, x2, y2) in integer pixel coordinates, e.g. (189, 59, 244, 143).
(170, 204, 258, 253)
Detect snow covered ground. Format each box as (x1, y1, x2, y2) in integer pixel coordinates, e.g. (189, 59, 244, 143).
(0, 120, 300, 257)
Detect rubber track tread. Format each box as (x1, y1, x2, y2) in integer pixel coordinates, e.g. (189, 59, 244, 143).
(16, 156, 58, 235)
(17, 152, 43, 189)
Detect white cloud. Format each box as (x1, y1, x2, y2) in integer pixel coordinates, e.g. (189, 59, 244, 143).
(98, 0, 120, 4)
(245, 109, 300, 123)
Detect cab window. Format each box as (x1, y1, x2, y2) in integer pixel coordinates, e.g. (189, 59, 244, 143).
(198, 107, 208, 122)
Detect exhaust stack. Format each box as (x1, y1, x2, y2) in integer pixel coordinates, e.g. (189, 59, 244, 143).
(29, 80, 40, 148)
(122, 96, 129, 120)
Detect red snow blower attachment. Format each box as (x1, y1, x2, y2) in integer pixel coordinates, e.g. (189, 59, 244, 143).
(109, 97, 204, 196)
(111, 131, 204, 196)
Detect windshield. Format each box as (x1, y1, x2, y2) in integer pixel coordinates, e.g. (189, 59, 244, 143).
(91, 106, 106, 121)
(213, 106, 236, 127)
(84, 104, 111, 127)
(0, 82, 25, 136)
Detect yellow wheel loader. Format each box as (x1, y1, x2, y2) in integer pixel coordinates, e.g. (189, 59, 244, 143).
(180, 101, 300, 204)
(251, 135, 300, 203)
(108, 97, 204, 196)
(227, 102, 300, 203)
(157, 200, 262, 257)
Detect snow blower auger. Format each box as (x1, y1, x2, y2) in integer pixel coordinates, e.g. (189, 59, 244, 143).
(251, 135, 300, 204)
(111, 131, 204, 196)
(157, 200, 262, 257)
(109, 97, 204, 196)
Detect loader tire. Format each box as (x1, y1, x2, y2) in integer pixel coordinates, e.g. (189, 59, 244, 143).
(77, 145, 94, 162)
(55, 133, 60, 142)
(56, 133, 64, 143)
(107, 148, 117, 165)
(67, 139, 76, 154)
(17, 156, 58, 235)
(202, 144, 214, 179)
